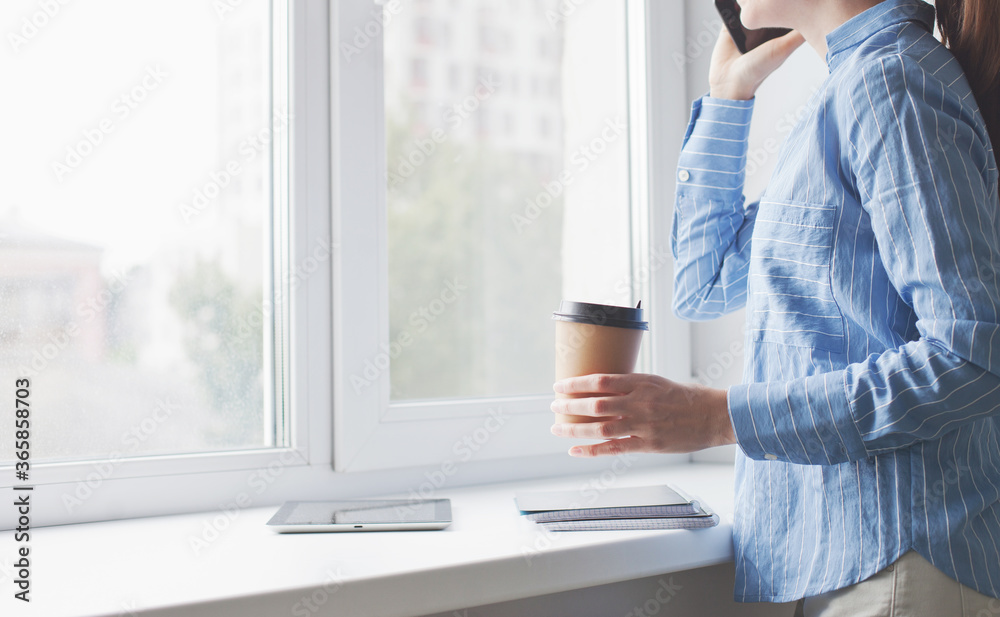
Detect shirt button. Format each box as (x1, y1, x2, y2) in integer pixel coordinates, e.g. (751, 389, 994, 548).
(678, 169, 690, 182)
(764, 454, 778, 461)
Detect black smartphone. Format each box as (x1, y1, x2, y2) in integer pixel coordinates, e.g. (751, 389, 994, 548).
(715, 0, 791, 54)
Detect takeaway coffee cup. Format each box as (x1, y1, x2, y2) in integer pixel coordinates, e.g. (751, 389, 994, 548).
(552, 300, 648, 424)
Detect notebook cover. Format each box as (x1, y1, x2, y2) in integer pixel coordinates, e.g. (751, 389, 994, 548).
(514, 484, 694, 514)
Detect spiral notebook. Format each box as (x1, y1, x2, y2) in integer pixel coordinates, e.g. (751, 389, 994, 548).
(514, 484, 718, 531)
(538, 512, 719, 532)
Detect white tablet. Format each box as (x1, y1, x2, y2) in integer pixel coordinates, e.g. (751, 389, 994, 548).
(266, 499, 452, 533)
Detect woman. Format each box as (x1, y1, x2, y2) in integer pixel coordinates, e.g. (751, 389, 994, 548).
(549, 0, 1000, 614)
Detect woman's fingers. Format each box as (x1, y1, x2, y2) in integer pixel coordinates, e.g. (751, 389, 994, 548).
(550, 394, 628, 418)
(553, 373, 636, 396)
(709, 29, 805, 100)
(711, 27, 742, 64)
(551, 418, 632, 440)
(749, 30, 806, 74)
(567, 436, 645, 458)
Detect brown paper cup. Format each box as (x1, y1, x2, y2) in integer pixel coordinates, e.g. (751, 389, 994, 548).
(552, 301, 647, 424)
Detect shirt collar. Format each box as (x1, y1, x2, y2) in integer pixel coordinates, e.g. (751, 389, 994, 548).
(826, 0, 935, 71)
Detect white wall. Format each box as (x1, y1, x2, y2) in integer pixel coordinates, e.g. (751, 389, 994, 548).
(681, 1, 827, 463)
(419, 561, 797, 617)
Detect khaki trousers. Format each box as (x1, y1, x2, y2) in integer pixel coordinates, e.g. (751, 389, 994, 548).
(793, 551, 1000, 617)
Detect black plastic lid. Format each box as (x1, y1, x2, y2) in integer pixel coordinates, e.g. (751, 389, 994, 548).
(552, 300, 648, 331)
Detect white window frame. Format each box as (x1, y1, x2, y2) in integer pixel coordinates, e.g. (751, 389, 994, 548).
(1, 0, 694, 531)
(332, 0, 693, 472)
(1, 0, 333, 530)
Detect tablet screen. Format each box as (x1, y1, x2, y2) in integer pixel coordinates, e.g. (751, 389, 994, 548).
(271, 499, 450, 525)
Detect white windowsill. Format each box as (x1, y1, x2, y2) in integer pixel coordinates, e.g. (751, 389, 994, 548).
(1, 463, 736, 617)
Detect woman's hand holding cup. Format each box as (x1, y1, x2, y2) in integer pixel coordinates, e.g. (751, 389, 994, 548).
(550, 374, 736, 458)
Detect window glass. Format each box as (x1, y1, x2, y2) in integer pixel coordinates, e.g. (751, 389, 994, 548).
(384, 0, 632, 401)
(0, 0, 279, 462)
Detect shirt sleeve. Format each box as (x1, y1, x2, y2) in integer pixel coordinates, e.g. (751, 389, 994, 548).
(727, 54, 1000, 465)
(671, 96, 758, 321)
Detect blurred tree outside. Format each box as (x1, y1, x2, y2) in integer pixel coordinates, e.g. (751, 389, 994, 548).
(387, 112, 563, 400)
(170, 260, 265, 446)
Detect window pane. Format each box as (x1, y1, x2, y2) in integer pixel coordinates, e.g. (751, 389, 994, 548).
(385, 0, 632, 401)
(0, 0, 281, 463)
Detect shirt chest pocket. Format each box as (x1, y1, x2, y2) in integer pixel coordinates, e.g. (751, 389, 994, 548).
(748, 199, 846, 354)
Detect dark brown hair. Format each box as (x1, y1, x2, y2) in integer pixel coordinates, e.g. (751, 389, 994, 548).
(935, 0, 1000, 150)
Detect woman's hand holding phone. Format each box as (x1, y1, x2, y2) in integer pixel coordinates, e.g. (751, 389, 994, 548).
(709, 29, 805, 101)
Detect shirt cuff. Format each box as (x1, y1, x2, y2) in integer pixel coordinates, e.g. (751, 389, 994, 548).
(676, 96, 755, 195)
(727, 371, 870, 465)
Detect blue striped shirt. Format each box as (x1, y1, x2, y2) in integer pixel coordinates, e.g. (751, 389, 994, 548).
(671, 0, 1000, 603)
